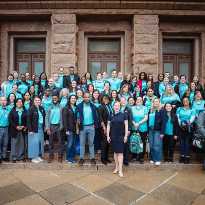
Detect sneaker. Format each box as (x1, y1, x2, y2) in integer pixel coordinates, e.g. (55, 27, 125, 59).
(155, 161, 161, 165)
(169, 158, 173, 163)
(129, 158, 137, 162)
(71, 157, 77, 163)
(2, 157, 10, 162)
(91, 158, 96, 166)
(38, 157, 43, 162)
(97, 150, 101, 154)
(179, 156, 184, 163)
(140, 159, 144, 164)
(164, 158, 169, 163)
(32, 158, 40, 163)
(184, 157, 190, 164)
(150, 160, 154, 164)
(78, 158, 84, 166)
(67, 158, 74, 164)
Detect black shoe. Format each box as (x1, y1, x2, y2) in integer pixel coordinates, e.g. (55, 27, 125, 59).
(184, 157, 190, 164)
(106, 158, 112, 163)
(140, 159, 144, 164)
(0, 159, 2, 164)
(164, 158, 169, 163)
(101, 159, 107, 165)
(13, 160, 17, 163)
(124, 163, 129, 166)
(129, 158, 137, 162)
(91, 158, 96, 166)
(2, 157, 10, 162)
(169, 158, 173, 163)
(179, 156, 184, 163)
(78, 158, 84, 166)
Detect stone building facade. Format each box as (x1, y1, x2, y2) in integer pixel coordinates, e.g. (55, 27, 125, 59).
(0, 1, 205, 85)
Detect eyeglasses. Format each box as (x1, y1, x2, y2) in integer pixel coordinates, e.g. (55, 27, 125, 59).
(183, 100, 189, 103)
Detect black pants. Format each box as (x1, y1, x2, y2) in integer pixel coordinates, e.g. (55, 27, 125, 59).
(123, 133, 130, 164)
(100, 127, 109, 160)
(163, 134, 174, 159)
(132, 131, 147, 160)
(94, 128, 101, 151)
(44, 132, 49, 141)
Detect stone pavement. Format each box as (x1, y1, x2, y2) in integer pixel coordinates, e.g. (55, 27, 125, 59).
(0, 170, 205, 205)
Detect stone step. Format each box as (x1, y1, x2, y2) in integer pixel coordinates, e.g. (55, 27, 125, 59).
(0, 160, 203, 171)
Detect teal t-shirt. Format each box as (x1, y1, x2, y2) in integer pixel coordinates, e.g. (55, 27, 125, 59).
(159, 82, 166, 95)
(132, 105, 148, 132)
(60, 97, 68, 107)
(24, 101, 30, 111)
(51, 105, 60, 124)
(77, 103, 94, 125)
(192, 100, 205, 115)
(142, 80, 147, 91)
(6, 81, 15, 98)
(189, 91, 195, 102)
(176, 107, 196, 121)
(70, 75, 74, 83)
(92, 101, 100, 108)
(34, 85, 38, 95)
(71, 105, 76, 113)
(59, 74, 65, 89)
(16, 107, 24, 124)
(42, 96, 52, 113)
(41, 80, 46, 88)
(165, 114, 173, 135)
(94, 80, 104, 92)
(54, 81, 61, 89)
(149, 109, 157, 127)
(111, 99, 117, 108)
(160, 93, 181, 105)
(15, 92, 22, 99)
(108, 78, 121, 91)
(144, 96, 155, 110)
(87, 79, 92, 84)
(76, 98, 84, 106)
(18, 83, 28, 94)
(70, 90, 76, 96)
(180, 83, 188, 98)
(0, 106, 10, 127)
(38, 109, 43, 124)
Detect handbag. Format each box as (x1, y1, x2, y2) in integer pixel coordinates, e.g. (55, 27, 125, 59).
(129, 131, 143, 154)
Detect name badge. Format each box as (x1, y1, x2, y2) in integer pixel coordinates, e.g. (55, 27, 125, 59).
(5, 114, 8, 118)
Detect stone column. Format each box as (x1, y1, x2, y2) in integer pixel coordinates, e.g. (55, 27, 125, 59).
(132, 15, 159, 80)
(51, 14, 77, 76)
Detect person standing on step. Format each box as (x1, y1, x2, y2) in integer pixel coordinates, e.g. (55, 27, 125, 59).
(108, 70, 121, 92)
(76, 92, 98, 166)
(64, 66, 80, 88)
(163, 102, 179, 163)
(46, 95, 64, 163)
(16, 74, 29, 95)
(27, 95, 45, 163)
(0, 97, 12, 163)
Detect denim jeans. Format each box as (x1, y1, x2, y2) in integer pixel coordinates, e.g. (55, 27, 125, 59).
(180, 136, 190, 157)
(79, 125, 95, 159)
(0, 127, 9, 159)
(149, 127, 162, 162)
(66, 131, 77, 160)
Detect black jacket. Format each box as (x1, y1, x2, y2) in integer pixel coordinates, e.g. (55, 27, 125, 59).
(166, 113, 179, 136)
(8, 107, 27, 138)
(98, 104, 113, 128)
(63, 74, 80, 88)
(123, 106, 133, 131)
(100, 90, 111, 99)
(27, 105, 45, 133)
(42, 85, 60, 97)
(120, 81, 133, 89)
(174, 83, 189, 99)
(153, 81, 161, 98)
(63, 105, 76, 132)
(141, 86, 157, 97)
(133, 92, 143, 101)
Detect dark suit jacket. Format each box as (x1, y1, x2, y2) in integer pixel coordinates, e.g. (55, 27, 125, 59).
(63, 74, 80, 88)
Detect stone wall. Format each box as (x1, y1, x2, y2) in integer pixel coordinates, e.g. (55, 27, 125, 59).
(132, 15, 159, 80)
(51, 14, 78, 76)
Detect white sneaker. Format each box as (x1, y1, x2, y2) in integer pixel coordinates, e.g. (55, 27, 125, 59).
(155, 161, 161, 165)
(32, 158, 40, 163)
(45, 140, 49, 145)
(150, 160, 154, 164)
(38, 157, 43, 162)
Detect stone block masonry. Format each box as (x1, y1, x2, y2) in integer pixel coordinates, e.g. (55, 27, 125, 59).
(132, 15, 159, 79)
(51, 14, 77, 76)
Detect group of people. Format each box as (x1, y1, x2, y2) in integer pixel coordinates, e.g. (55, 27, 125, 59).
(0, 66, 205, 178)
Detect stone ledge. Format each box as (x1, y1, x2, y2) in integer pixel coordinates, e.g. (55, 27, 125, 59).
(52, 24, 76, 34)
(52, 44, 75, 54)
(52, 34, 75, 44)
(52, 14, 76, 24)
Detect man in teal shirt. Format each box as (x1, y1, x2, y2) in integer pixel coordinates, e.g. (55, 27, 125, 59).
(59, 67, 65, 89)
(1, 74, 15, 98)
(16, 74, 29, 95)
(0, 97, 11, 163)
(174, 75, 188, 99)
(108, 70, 121, 92)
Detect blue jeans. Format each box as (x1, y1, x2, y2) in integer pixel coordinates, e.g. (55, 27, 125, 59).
(0, 127, 9, 159)
(66, 131, 77, 160)
(79, 125, 95, 159)
(180, 136, 190, 157)
(149, 127, 162, 162)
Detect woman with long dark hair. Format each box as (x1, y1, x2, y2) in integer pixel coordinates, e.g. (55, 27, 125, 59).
(7, 93, 16, 110)
(76, 89, 84, 105)
(40, 72, 48, 88)
(111, 90, 119, 108)
(34, 77, 43, 96)
(84, 72, 93, 84)
(77, 76, 87, 93)
(137, 72, 147, 91)
(12, 84, 22, 99)
(118, 84, 133, 101)
(8, 98, 27, 163)
(29, 85, 35, 100)
(87, 84, 94, 100)
(193, 76, 203, 92)
(23, 91, 32, 111)
(69, 80, 78, 96)
(182, 81, 196, 103)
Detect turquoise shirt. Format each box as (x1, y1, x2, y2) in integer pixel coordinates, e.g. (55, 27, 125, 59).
(189, 91, 195, 102)
(108, 78, 121, 91)
(93, 80, 104, 92)
(76, 98, 84, 105)
(160, 93, 181, 105)
(87, 79, 92, 84)
(54, 81, 61, 89)
(14, 79, 19, 83)
(60, 97, 68, 107)
(135, 92, 140, 98)
(6, 81, 15, 98)
(41, 80, 46, 88)
(0, 106, 10, 127)
(159, 82, 166, 95)
(15, 92, 22, 99)
(165, 114, 173, 135)
(29, 81, 34, 86)
(111, 99, 117, 108)
(42, 96, 52, 113)
(144, 97, 155, 110)
(50, 85, 54, 90)
(104, 91, 110, 96)
(149, 109, 157, 127)
(142, 80, 147, 91)
(18, 83, 28, 94)
(70, 90, 76, 96)
(180, 83, 188, 98)
(51, 105, 60, 124)
(24, 101, 30, 111)
(92, 101, 100, 108)
(34, 85, 38, 95)
(132, 105, 148, 132)
(38, 109, 43, 124)
(7, 103, 14, 111)
(59, 74, 65, 88)
(77, 103, 94, 125)
(16, 107, 24, 124)
(70, 75, 74, 83)
(192, 100, 205, 115)
(176, 107, 196, 121)
(71, 105, 76, 113)
(172, 82, 178, 90)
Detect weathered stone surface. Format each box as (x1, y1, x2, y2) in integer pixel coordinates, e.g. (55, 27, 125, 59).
(135, 24, 158, 35)
(135, 44, 158, 54)
(134, 54, 158, 65)
(51, 54, 76, 65)
(52, 44, 75, 54)
(134, 15, 159, 25)
(52, 14, 76, 24)
(135, 34, 158, 44)
(52, 24, 76, 34)
(52, 34, 75, 44)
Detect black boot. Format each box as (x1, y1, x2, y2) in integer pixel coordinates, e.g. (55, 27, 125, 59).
(101, 159, 107, 165)
(184, 157, 190, 164)
(179, 156, 184, 163)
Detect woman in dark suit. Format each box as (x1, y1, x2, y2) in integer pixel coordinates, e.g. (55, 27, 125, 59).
(107, 101, 128, 178)
(98, 95, 113, 165)
(8, 98, 27, 163)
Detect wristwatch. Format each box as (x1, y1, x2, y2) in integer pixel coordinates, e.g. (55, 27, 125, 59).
(103, 127, 106, 129)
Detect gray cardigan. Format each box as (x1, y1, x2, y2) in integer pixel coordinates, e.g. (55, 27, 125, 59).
(45, 104, 64, 131)
(196, 111, 205, 138)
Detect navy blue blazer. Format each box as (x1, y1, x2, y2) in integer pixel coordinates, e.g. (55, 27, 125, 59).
(148, 108, 166, 135)
(75, 101, 99, 131)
